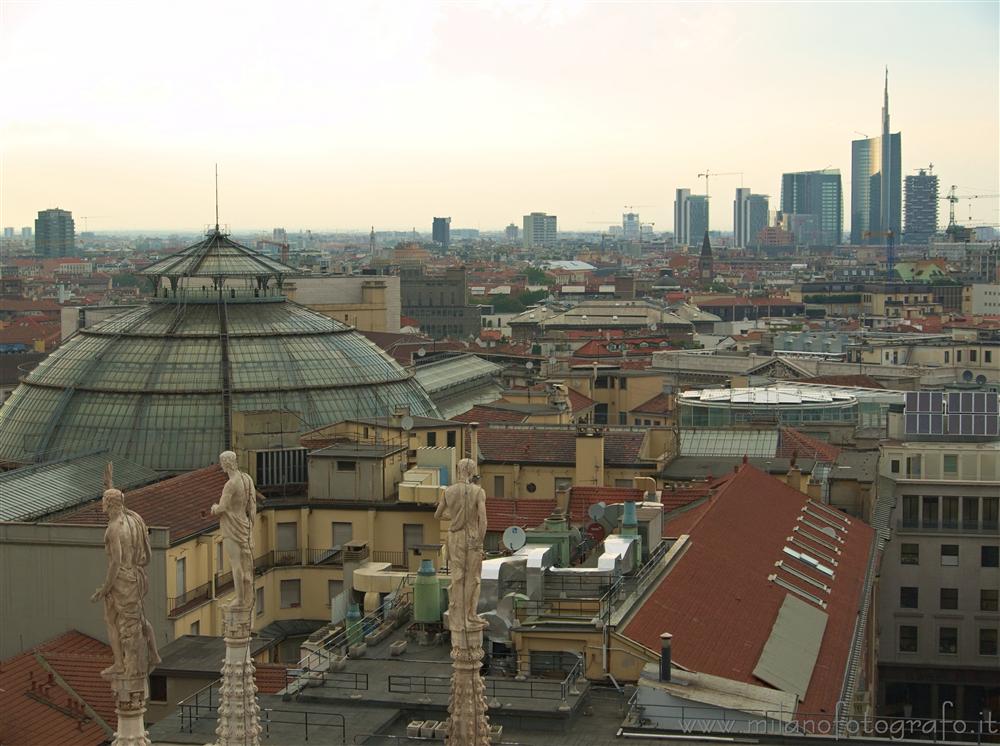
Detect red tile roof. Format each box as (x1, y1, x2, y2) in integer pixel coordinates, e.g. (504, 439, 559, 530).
(662, 499, 712, 536)
(622, 465, 874, 720)
(631, 393, 672, 415)
(566, 388, 596, 415)
(803, 374, 885, 389)
(59, 465, 242, 545)
(777, 427, 842, 463)
(452, 404, 528, 424)
(0, 630, 115, 746)
(486, 498, 558, 530)
(477, 427, 649, 467)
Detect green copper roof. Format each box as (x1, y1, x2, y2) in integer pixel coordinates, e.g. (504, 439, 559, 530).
(0, 298, 439, 472)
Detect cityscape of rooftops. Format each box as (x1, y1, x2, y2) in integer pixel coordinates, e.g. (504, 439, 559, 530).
(0, 2, 998, 746)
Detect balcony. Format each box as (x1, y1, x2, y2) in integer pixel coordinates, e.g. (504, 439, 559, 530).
(896, 517, 999, 536)
(168, 581, 213, 618)
(371, 550, 407, 568)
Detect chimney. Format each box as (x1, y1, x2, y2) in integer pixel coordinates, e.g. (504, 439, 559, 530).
(575, 426, 605, 486)
(469, 422, 479, 462)
(659, 633, 673, 682)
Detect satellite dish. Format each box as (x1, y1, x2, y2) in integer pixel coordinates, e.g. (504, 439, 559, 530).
(548, 356, 557, 366)
(502, 526, 527, 552)
(650, 323, 657, 331)
(417, 347, 427, 357)
(400, 416, 414, 431)
(526, 361, 534, 370)
(588, 501, 607, 522)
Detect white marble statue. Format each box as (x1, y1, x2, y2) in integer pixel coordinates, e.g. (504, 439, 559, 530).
(211, 451, 256, 610)
(90, 488, 161, 682)
(435, 458, 488, 631)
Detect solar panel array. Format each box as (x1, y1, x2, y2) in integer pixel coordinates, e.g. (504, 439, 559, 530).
(904, 391, 999, 437)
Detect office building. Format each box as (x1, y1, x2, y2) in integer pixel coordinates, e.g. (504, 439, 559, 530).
(733, 188, 751, 248)
(522, 212, 557, 248)
(432, 217, 451, 250)
(780, 169, 843, 246)
(399, 265, 482, 339)
(673, 189, 709, 247)
(34, 208, 76, 258)
(877, 392, 999, 719)
(623, 212, 640, 241)
(504, 223, 519, 242)
(747, 194, 770, 248)
(904, 168, 939, 245)
(2, 228, 13, 239)
(851, 71, 902, 245)
(21, 227, 32, 241)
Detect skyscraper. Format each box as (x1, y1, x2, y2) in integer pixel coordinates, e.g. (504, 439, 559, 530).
(734, 189, 770, 249)
(504, 223, 519, 243)
(780, 170, 843, 246)
(851, 70, 902, 245)
(674, 189, 710, 247)
(673, 189, 691, 245)
(903, 168, 939, 245)
(747, 194, 770, 249)
(522, 212, 557, 248)
(34, 208, 75, 257)
(623, 212, 640, 240)
(733, 188, 751, 248)
(432, 217, 451, 250)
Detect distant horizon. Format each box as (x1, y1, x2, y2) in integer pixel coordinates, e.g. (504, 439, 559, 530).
(2, 2, 997, 232)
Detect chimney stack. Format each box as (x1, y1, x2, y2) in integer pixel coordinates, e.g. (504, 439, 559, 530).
(659, 633, 673, 682)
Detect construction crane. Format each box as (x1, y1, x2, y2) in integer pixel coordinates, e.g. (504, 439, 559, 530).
(939, 185, 999, 232)
(79, 216, 108, 232)
(623, 205, 654, 211)
(257, 238, 290, 264)
(696, 170, 743, 199)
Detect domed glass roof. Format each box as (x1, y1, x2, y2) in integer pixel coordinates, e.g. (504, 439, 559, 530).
(0, 232, 439, 472)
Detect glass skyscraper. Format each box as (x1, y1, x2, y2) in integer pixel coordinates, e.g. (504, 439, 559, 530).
(780, 169, 843, 246)
(903, 168, 939, 245)
(851, 71, 902, 245)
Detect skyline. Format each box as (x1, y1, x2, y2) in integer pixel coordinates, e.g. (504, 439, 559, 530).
(1, 1, 998, 233)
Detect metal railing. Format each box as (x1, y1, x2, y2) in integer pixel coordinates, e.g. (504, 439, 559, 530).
(306, 547, 344, 566)
(285, 669, 368, 691)
(168, 581, 213, 617)
(214, 570, 234, 595)
(896, 517, 999, 535)
(371, 550, 406, 568)
(176, 680, 347, 742)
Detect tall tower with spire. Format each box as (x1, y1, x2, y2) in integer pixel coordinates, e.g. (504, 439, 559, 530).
(851, 69, 902, 245)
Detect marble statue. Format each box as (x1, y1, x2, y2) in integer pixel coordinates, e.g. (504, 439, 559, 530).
(90, 482, 161, 745)
(210, 451, 262, 746)
(436, 458, 492, 745)
(435, 458, 488, 631)
(211, 451, 256, 610)
(91, 488, 161, 682)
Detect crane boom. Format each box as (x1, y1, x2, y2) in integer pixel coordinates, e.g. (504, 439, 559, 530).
(696, 170, 744, 198)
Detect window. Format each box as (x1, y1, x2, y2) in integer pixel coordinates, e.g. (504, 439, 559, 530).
(940, 588, 958, 610)
(922, 496, 939, 529)
(899, 625, 918, 653)
(963, 496, 980, 530)
(981, 589, 999, 612)
(942, 497, 959, 529)
(336, 460, 356, 471)
(984, 498, 999, 530)
(980, 629, 998, 656)
(526, 482, 537, 493)
(970, 350, 978, 362)
(175, 557, 186, 595)
(280, 579, 301, 608)
(901, 543, 919, 565)
(957, 350, 963, 363)
(906, 456, 921, 478)
(938, 627, 958, 654)
(944, 351, 950, 363)
(149, 675, 168, 703)
(982, 545, 999, 568)
(900, 587, 919, 608)
(216, 541, 224, 573)
(256, 586, 264, 616)
(190, 620, 200, 635)
(902, 495, 919, 527)
(891, 459, 900, 474)
(941, 544, 959, 566)
(328, 579, 343, 606)
(943, 454, 958, 476)
(426, 432, 437, 447)
(986, 350, 993, 364)
(332, 521, 352, 548)
(446, 430, 456, 448)
(493, 476, 505, 498)
(595, 376, 609, 389)
(277, 522, 298, 551)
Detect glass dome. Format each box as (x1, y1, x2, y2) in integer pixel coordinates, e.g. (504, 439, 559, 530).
(0, 233, 438, 472)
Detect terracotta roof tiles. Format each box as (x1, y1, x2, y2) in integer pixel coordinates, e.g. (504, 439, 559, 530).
(476, 427, 649, 467)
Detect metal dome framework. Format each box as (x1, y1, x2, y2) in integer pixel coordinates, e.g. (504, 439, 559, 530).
(0, 230, 439, 472)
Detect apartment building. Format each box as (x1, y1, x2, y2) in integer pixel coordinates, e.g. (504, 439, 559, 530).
(877, 393, 1000, 720)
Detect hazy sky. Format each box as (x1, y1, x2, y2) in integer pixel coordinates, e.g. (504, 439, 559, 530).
(1, 1, 998, 233)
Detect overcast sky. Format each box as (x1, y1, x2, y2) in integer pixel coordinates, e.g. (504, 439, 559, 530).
(1, 1, 997, 233)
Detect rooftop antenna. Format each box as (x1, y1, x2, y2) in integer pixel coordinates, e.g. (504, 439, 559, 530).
(214, 163, 220, 231)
